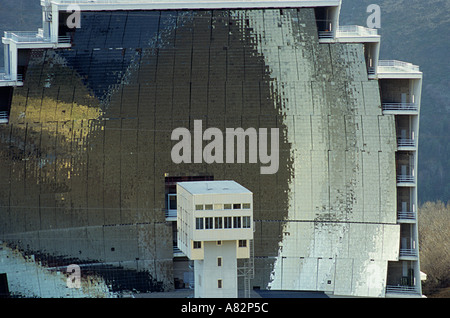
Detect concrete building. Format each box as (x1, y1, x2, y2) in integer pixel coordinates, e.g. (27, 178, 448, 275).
(0, 0, 423, 297)
(176, 180, 253, 297)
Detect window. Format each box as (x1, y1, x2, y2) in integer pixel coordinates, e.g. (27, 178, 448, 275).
(214, 204, 222, 210)
(233, 203, 241, 209)
(238, 240, 247, 248)
(233, 216, 241, 228)
(224, 217, 232, 228)
(205, 217, 213, 229)
(204, 204, 213, 210)
(243, 203, 251, 209)
(243, 216, 251, 228)
(168, 194, 177, 210)
(218, 280, 222, 289)
(217, 241, 222, 246)
(214, 217, 223, 229)
(217, 257, 222, 267)
(193, 241, 202, 249)
(195, 204, 203, 211)
(224, 204, 232, 210)
(196, 218, 204, 230)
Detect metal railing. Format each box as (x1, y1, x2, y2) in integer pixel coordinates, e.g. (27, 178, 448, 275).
(173, 246, 184, 257)
(386, 285, 419, 294)
(318, 31, 333, 39)
(397, 211, 416, 221)
(397, 138, 416, 147)
(382, 103, 418, 111)
(0, 73, 10, 81)
(337, 25, 378, 37)
(400, 248, 418, 258)
(397, 175, 415, 183)
(165, 209, 177, 219)
(58, 35, 71, 43)
(0, 111, 9, 123)
(4, 31, 50, 43)
(4, 31, 71, 44)
(0, 73, 22, 82)
(378, 60, 420, 73)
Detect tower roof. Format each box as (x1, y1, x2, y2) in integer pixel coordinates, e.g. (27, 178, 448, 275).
(177, 180, 252, 195)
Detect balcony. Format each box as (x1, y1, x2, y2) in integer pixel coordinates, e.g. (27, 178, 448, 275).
(336, 25, 380, 43)
(166, 193, 177, 221)
(397, 211, 416, 223)
(173, 246, 185, 258)
(318, 30, 334, 39)
(378, 60, 422, 79)
(0, 72, 23, 87)
(397, 138, 416, 149)
(319, 25, 381, 42)
(397, 174, 415, 186)
(4, 31, 70, 45)
(166, 209, 177, 221)
(0, 111, 8, 124)
(386, 285, 420, 297)
(399, 248, 418, 260)
(382, 103, 418, 114)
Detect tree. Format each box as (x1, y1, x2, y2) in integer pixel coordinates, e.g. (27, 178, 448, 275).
(418, 201, 450, 297)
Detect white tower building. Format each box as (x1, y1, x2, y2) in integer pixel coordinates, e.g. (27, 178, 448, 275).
(176, 181, 253, 298)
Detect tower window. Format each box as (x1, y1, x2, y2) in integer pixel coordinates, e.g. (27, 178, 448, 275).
(224, 217, 232, 228)
(193, 241, 202, 249)
(196, 218, 204, 230)
(233, 216, 241, 228)
(238, 240, 247, 248)
(215, 217, 223, 229)
(205, 217, 213, 229)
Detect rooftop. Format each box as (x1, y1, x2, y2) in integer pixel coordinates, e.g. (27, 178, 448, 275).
(47, 0, 341, 10)
(177, 180, 252, 195)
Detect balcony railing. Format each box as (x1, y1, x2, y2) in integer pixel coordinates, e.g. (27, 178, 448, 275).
(4, 31, 71, 44)
(397, 138, 416, 147)
(378, 60, 420, 73)
(165, 209, 177, 220)
(386, 285, 419, 294)
(318, 31, 333, 39)
(398, 211, 416, 221)
(337, 25, 378, 37)
(4, 31, 51, 43)
(397, 175, 415, 183)
(0, 111, 8, 124)
(400, 248, 418, 258)
(173, 246, 184, 257)
(58, 35, 71, 43)
(382, 103, 418, 112)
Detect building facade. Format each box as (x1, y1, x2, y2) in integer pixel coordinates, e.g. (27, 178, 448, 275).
(0, 0, 422, 297)
(176, 180, 253, 297)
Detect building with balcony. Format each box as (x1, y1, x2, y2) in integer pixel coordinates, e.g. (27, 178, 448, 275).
(0, 0, 423, 298)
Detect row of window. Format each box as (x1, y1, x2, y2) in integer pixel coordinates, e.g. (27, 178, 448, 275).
(195, 216, 251, 230)
(195, 203, 251, 211)
(193, 240, 247, 249)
